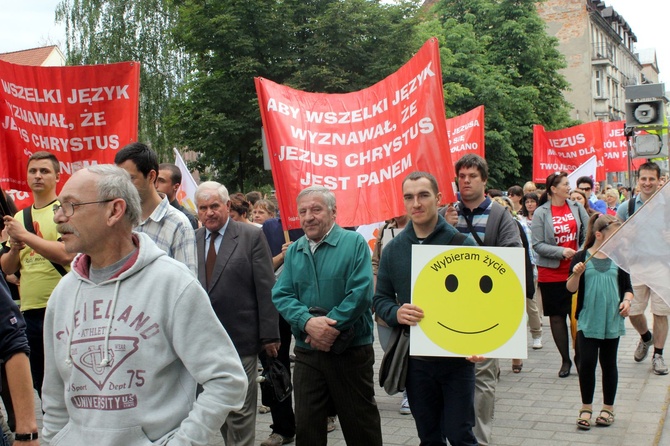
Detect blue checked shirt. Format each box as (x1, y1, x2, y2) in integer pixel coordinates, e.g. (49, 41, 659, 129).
(136, 197, 197, 275)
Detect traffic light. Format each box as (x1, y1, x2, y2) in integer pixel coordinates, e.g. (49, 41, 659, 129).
(625, 100, 665, 127)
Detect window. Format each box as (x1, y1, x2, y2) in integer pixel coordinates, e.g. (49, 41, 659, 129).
(595, 70, 603, 97)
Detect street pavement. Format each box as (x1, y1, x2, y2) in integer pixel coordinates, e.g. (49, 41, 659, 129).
(25, 309, 670, 445)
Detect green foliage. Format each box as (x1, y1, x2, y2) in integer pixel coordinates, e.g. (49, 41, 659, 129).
(168, 0, 421, 192)
(56, 0, 191, 160)
(422, 0, 575, 188)
(56, 0, 577, 191)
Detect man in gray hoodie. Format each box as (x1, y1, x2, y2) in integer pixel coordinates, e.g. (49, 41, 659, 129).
(42, 165, 247, 446)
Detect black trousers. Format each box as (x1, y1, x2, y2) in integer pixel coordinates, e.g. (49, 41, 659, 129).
(293, 344, 382, 446)
(577, 331, 620, 406)
(259, 316, 296, 438)
(22, 308, 46, 398)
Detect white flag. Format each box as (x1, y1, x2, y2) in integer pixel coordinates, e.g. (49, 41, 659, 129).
(356, 221, 385, 255)
(567, 155, 597, 190)
(173, 148, 199, 213)
(600, 182, 670, 304)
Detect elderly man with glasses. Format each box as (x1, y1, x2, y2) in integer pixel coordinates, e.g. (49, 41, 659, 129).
(42, 165, 247, 446)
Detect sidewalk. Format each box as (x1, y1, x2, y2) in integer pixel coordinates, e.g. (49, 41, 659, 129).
(246, 312, 670, 446)
(28, 311, 670, 445)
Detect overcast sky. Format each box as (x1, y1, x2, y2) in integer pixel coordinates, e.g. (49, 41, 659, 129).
(0, 0, 666, 83)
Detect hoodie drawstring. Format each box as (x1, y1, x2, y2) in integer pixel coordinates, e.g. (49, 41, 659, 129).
(65, 279, 122, 368)
(99, 280, 122, 367)
(65, 281, 84, 366)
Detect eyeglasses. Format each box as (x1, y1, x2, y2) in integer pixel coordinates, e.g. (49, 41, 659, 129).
(53, 199, 116, 217)
(579, 186, 592, 192)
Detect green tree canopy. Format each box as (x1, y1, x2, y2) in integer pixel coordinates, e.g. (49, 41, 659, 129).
(422, 0, 575, 187)
(168, 0, 420, 192)
(56, 0, 191, 159)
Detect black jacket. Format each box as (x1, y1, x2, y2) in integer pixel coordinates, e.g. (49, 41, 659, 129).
(0, 275, 30, 389)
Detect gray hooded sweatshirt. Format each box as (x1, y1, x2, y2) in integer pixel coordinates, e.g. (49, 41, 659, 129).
(42, 232, 247, 446)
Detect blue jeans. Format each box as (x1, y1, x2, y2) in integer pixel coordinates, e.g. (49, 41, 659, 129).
(406, 357, 478, 446)
(0, 433, 9, 446)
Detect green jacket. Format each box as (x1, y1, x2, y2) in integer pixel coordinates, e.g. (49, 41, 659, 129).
(272, 224, 374, 350)
(373, 215, 476, 327)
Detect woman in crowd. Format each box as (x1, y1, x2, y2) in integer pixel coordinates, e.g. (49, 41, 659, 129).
(518, 192, 539, 222)
(604, 189, 620, 216)
(567, 214, 632, 430)
(570, 189, 598, 217)
(523, 181, 537, 195)
(252, 199, 276, 225)
(229, 193, 261, 227)
(532, 172, 589, 378)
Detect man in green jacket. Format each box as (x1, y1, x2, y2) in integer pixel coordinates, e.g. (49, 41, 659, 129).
(272, 186, 382, 446)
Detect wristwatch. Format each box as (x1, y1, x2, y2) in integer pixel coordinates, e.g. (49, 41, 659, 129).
(14, 432, 39, 441)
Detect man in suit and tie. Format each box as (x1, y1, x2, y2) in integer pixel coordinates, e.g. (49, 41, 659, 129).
(195, 181, 279, 446)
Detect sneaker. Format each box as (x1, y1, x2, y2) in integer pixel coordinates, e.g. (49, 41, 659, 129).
(532, 337, 543, 350)
(634, 334, 654, 362)
(399, 397, 411, 415)
(327, 416, 337, 433)
(653, 354, 669, 375)
(258, 405, 271, 414)
(260, 433, 295, 446)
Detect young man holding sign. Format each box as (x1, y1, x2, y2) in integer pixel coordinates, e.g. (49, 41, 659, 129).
(374, 171, 479, 446)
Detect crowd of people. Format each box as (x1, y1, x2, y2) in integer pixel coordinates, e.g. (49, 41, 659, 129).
(0, 146, 666, 445)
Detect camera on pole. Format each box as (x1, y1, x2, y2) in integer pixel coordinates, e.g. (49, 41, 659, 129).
(624, 83, 667, 158)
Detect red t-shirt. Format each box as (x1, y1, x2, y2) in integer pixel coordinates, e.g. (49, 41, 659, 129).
(538, 202, 578, 282)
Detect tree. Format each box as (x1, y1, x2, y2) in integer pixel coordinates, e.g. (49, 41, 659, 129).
(168, 0, 420, 192)
(56, 0, 191, 159)
(421, 0, 576, 187)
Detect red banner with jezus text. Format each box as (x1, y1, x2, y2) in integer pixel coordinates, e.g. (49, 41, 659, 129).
(447, 105, 485, 163)
(532, 122, 605, 183)
(601, 120, 646, 172)
(255, 38, 453, 230)
(0, 60, 140, 209)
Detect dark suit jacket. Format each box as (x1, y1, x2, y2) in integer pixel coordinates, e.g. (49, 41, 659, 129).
(196, 219, 278, 356)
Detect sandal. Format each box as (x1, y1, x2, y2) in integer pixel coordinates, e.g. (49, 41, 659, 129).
(512, 362, 523, 373)
(595, 409, 615, 426)
(577, 408, 592, 430)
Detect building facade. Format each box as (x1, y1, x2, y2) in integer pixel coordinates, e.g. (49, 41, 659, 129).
(536, 0, 651, 123)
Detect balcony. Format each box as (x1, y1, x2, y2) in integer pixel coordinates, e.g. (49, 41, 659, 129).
(592, 43, 614, 66)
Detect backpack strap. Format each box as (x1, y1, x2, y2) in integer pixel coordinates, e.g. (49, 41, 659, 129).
(627, 196, 636, 218)
(22, 207, 67, 277)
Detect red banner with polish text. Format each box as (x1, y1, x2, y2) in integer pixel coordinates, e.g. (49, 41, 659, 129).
(447, 105, 485, 163)
(532, 122, 605, 183)
(0, 60, 140, 209)
(255, 38, 453, 230)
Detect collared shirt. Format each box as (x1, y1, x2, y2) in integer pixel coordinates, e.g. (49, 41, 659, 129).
(205, 217, 231, 258)
(136, 196, 197, 275)
(616, 195, 646, 222)
(307, 223, 335, 254)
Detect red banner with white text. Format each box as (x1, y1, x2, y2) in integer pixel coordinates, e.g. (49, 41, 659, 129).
(255, 38, 453, 229)
(601, 120, 647, 172)
(447, 105, 485, 163)
(532, 122, 605, 183)
(0, 60, 140, 209)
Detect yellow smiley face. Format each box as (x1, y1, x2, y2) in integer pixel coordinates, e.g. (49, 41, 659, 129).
(413, 247, 524, 355)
